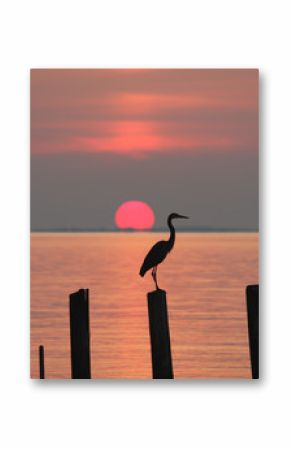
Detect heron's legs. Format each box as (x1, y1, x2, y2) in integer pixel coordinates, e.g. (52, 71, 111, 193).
(151, 266, 159, 290)
(155, 266, 160, 290)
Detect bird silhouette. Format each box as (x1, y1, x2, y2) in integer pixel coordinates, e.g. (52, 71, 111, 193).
(139, 213, 189, 290)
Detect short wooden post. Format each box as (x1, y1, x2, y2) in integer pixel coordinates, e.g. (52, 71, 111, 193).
(69, 288, 91, 379)
(39, 345, 45, 379)
(147, 289, 174, 379)
(246, 284, 259, 379)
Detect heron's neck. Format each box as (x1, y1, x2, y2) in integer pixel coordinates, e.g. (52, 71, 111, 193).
(167, 217, 175, 251)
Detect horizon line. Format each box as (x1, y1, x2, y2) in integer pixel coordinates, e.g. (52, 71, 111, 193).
(31, 227, 258, 233)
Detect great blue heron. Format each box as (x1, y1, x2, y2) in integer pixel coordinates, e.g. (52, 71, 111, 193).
(139, 213, 189, 289)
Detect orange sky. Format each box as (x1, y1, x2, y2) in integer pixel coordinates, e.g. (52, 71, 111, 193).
(31, 69, 258, 157)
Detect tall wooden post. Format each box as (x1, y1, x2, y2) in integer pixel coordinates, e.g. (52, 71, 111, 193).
(147, 289, 174, 379)
(246, 284, 259, 379)
(69, 289, 91, 379)
(39, 345, 45, 379)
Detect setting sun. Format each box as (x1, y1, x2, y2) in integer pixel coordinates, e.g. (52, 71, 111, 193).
(115, 201, 155, 230)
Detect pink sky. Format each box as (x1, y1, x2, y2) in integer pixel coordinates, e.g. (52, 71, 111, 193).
(31, 69, 258, 157)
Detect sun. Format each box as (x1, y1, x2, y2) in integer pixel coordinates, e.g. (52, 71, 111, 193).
(115, 201, 155, 230)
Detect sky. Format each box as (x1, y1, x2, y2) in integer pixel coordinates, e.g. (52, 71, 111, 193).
(31, 69, 258, 231)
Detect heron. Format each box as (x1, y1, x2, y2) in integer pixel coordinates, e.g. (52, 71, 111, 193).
(139, 213, 189, 290)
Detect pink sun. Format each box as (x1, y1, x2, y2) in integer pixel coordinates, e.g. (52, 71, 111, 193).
(115, 201, 155, 230)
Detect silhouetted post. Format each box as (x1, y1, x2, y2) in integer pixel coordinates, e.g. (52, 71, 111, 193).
(39, 345, 45, 379)
(246, 285, 259, 379)
(69, 289, 91, 379)
(147, 289, 174, 379)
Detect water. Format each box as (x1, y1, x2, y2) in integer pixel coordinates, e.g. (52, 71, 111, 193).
(30, 232, 258, 379)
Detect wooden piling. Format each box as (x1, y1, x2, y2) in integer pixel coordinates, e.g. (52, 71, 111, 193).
(147, 289, 174, 379)
(246, 284, 259, 379)
(69, 288, 91, 379)
(39, 345, 45, 379)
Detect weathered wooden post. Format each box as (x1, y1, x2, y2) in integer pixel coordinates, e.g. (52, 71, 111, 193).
(147, 289, 174, 379)
(39, 345, 45, 379)
(246, 284, 259, 379)
(69, 288, 91, 379)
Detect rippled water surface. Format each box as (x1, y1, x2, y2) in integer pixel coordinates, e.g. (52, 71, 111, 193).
(31, 232, 258, 379)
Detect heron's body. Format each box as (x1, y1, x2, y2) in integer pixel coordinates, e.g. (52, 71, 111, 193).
(139, 240, 172, 277)
(139, 213, 188, 289)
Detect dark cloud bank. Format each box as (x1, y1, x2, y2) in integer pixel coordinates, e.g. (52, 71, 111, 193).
(31, 150, 258, 231)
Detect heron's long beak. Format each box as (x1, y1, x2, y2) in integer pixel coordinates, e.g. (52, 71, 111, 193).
(178, 214, 189, 219)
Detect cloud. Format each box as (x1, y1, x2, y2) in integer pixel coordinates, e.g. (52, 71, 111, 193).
(31, 69, 258, 157)
(31, 150, 258, 231)
(30, 70, 258, 230)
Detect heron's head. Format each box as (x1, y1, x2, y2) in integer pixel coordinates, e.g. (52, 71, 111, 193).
(168, 213, 189, 220)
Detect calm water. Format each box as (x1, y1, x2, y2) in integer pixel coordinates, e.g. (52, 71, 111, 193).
(31, 232, 258, 379)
